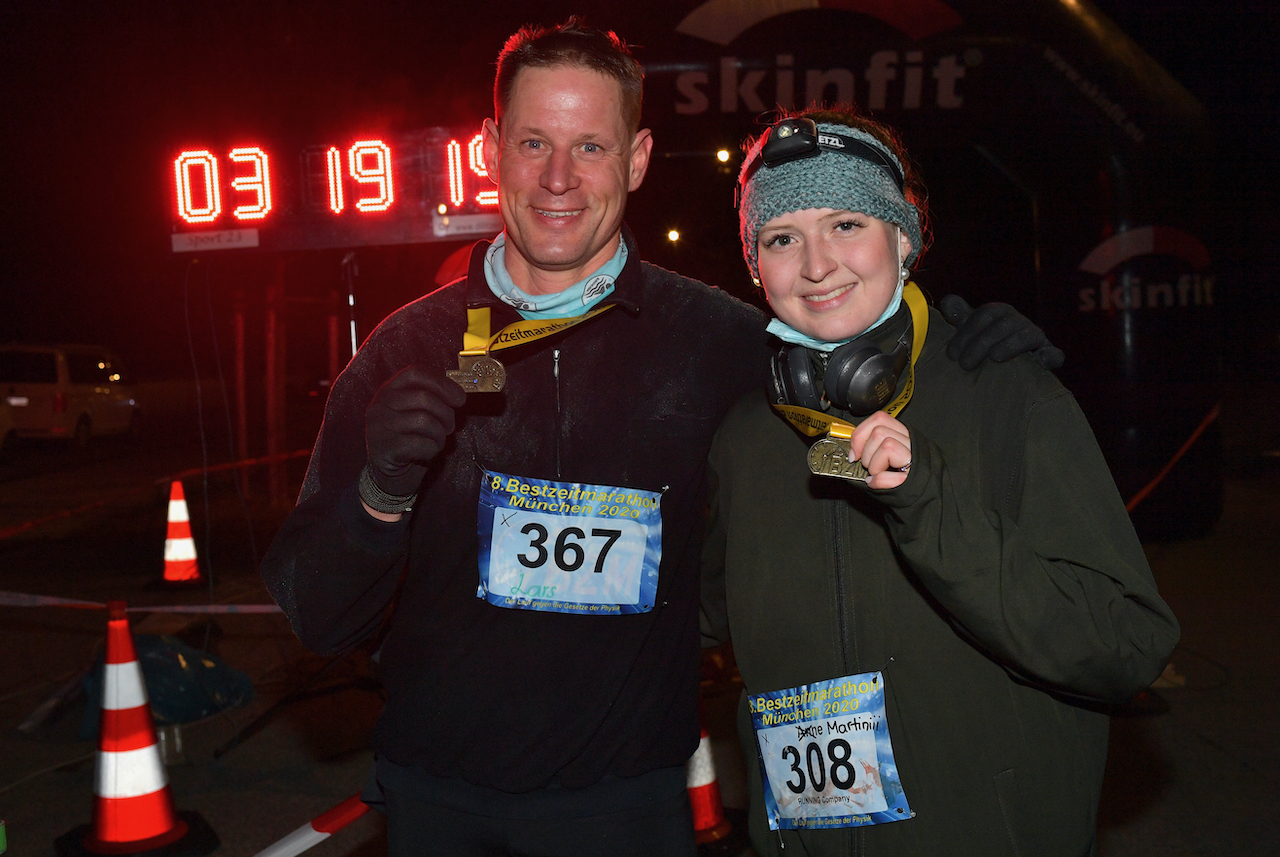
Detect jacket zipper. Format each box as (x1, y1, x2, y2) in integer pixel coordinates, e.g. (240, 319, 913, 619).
(553, 348, 562, 479)
(830, 499, 860, 857)
(830, 501, 854, 673)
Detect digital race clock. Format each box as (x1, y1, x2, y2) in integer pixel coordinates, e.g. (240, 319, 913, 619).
(170, 126, 502, 253)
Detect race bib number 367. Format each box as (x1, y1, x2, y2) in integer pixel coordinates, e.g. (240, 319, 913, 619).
(476, 469, 662, 615)
(751, 671, 912, 830)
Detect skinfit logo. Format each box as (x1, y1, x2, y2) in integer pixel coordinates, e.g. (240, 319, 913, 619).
(671, 1, 970, 116)
(1077, 226, 1213, 313)
(676, 0, 964, 45)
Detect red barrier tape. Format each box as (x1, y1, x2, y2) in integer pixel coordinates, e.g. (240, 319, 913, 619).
(1125, 402, 1222, 513)
(312, 793, 370, 834)
(0, 449, 310, 541)
(0, 590, 282, 613)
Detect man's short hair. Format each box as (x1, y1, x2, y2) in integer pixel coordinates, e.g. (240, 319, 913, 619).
(494, 17, 644, 135)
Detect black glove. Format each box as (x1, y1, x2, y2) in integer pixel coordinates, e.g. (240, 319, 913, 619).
(939, 294, 1065, 371)
(365, 366, 467, 498)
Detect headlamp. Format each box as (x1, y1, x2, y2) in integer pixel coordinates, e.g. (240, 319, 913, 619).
(743, 117, 906, 194)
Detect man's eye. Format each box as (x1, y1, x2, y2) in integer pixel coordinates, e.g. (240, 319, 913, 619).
(525, 140, 544, 150)
(582, 142, 600, 154)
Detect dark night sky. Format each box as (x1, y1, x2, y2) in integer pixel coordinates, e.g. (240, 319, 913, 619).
(2, 1, 1277, 380)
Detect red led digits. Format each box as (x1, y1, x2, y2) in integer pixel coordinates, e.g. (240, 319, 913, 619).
(348, 140, 394, 212)
(173, 128, 495, 245)
(326, 147, 345, 214)
(468, 135, 498, 206)
(174, 151, 222, 223)
(447, 139, 466, 207)
(446, 134, 499, 210)
(228, 147, 272, 220)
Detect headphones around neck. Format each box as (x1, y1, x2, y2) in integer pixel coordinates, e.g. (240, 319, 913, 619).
(769, 324, 912, 416)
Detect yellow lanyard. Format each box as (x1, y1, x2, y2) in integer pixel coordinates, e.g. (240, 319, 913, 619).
(772, 282, 929, 439)
(461, 304, 617, 356)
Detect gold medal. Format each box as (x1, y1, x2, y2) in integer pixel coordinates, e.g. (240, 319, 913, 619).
(807, 437, 871, 483)
(451, 304, 617, 394)
(446, 354, 506, 393)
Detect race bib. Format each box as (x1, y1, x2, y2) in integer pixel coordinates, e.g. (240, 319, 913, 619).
(750, 671, 912, 830)
(476, 469, 661, 615)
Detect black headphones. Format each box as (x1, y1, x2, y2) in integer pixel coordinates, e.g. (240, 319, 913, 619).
(770, 323, 912, 416)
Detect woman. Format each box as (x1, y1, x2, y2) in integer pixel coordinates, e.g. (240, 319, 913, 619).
(701, 107, 1179, 856)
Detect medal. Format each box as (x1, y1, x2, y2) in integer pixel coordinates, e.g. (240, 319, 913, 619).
(807, 437, 871, 483)
(446, 353, 506, 393)
(775, 283, 930, 482)
(451, 304, 617, 393)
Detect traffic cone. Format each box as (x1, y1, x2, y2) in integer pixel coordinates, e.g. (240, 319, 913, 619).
(686, 728, 733, 844)
(54, 602, 218, 857)
(163, 482, 201, 584)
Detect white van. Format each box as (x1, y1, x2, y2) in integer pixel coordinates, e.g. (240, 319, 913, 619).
(0, 344, 140, 446)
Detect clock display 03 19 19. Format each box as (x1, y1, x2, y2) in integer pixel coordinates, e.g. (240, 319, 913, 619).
(170, 126, 502, 253)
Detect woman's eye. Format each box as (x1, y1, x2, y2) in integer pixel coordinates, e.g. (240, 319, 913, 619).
(763, 234, 792, 248)
(835, 220, 859, 231)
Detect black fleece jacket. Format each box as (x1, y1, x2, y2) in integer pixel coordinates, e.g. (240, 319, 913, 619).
(261, 229, 771, 793)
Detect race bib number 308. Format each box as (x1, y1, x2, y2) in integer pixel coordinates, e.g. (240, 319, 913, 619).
(476, 469, 661, 615)
(751, 671, 912, 830)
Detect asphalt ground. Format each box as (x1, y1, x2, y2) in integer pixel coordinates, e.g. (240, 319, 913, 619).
(1, 382, 1277, 856)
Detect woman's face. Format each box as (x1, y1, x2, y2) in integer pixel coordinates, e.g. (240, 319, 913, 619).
(757, 208, 911, 342)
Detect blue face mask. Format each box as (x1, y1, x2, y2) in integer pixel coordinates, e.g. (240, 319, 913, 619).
(765, 279, 904, 351)
(483, 233, 626, 320)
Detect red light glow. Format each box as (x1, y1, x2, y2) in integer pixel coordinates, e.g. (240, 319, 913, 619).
(348, 140, 394, 212)
(228, 147, 272, 220)
(326, 147, 345, 214)
(447, 139, 465, 208)
(174, 151, 222, 223)
(468, 135, 498, 206)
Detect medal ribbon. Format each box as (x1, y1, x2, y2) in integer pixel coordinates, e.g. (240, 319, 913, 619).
(461, 304, 617, 356)
(773, 282, 929, 438)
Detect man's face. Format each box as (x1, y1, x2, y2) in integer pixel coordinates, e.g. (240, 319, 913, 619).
(483, 64, 652, 294)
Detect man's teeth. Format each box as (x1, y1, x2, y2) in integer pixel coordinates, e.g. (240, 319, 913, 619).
(538, 209, 579, 218)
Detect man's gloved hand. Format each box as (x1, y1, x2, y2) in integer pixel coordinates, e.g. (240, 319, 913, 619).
(940, 294, 1066, 371)
(365, 366, 468, 498)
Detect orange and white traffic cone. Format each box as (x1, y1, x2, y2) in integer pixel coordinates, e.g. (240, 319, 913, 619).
(54, 601, 218, 857)
(163, 481, 201, 584)
(686, 727, 733, 844)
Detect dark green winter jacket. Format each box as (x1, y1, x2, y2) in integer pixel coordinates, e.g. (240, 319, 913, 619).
(702, 302, 1179, 857)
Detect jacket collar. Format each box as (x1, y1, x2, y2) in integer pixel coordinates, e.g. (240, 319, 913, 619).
(464, 226, 643, 315)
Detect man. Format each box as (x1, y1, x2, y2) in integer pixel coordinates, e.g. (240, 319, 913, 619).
(261, 18, 1057, 856)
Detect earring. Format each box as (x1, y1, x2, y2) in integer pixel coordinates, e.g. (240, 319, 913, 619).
(899, 266, 910, 283)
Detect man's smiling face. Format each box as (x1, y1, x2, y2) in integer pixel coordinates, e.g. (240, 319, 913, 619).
(482, 63, 652, 295)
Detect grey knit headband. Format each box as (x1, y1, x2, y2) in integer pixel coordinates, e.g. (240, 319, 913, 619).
(738, 122, 922, 283)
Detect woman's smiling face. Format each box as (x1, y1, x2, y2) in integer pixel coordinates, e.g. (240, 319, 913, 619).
(756, 207, 912, 341)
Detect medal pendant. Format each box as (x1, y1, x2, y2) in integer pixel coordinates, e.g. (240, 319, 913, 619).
(446, 354, 506, 393)
(807, 437, 871, 483)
